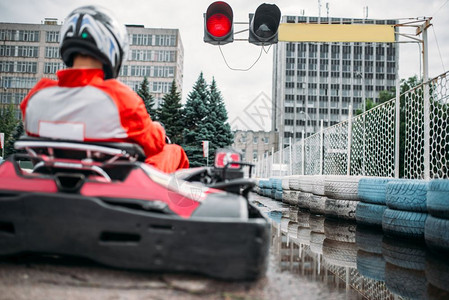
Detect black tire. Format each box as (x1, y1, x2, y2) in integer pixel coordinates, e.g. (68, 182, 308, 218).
(324, 218, 356, 243)
(357, 177, 396, 205)
(427, 179, 449, 219)
(325, 198, 358, 221)
(355, 202, 386, 228)
(381, 235, 427, 271)
(322, 238, 357, 268)
(355, 225, 384, 254)
(382, 208, 427, 239)
(356, 250, 386, 281)
(385, 262, 427, 299)
(424, 215, 449, 253)
(385, 180, 428, 212)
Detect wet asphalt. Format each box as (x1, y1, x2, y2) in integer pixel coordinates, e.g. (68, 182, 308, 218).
(1, 193, 448, 300)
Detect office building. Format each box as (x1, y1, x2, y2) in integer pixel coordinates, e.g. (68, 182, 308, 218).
(272, 16, 397, 145)
(0, 19, 183, 118)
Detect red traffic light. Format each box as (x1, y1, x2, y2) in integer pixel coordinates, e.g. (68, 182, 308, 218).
(207, 13, 232, 37)
(204, 1, 234, 45)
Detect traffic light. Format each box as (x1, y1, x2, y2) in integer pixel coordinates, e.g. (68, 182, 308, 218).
(204, 1, 234, 45)
(249, 3, 281, 45)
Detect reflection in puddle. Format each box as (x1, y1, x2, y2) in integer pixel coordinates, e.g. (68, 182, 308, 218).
(267, 203, 449, 300)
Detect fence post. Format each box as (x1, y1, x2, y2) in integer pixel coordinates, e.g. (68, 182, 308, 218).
(320, 120, 324, 175)
(347, 105, 353, 176)
(289, 137, 293, 176)
(422, 23, 430, 180)
(302, 131, 305, 175)
(394, 30, 401, 178)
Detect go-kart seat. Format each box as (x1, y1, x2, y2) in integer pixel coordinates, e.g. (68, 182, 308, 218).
(15, 136, 146, 162)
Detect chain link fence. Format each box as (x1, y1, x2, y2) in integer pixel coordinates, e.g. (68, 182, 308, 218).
(255, 71, 449, 179)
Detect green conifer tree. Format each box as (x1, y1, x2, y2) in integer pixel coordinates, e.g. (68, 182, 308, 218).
(0, 103, 18, 154)
(137, 77, 157, 120)
(158, 80, 184, 145)
(182, 72, 212, 167)
(207, 78, 234, 157)
(5, 121, 24, 157)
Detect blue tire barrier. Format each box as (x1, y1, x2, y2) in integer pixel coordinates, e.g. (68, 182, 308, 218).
(355, 202, 387, 228)
(356, 250, 386, 282)
(386, 180, 428, 212)
(385, 263, 427, 300)
(427, 179, 449, 219)
(382, 208, 427, 239)
(425, 252, 449, 295)
(276, 179, 283, 191)
(356, 226, 384, 254)
(382, 235, 426, 271)
(358, 177, 395, 205)
(424, 215, 449, 253)
(274, 190, 283, 201)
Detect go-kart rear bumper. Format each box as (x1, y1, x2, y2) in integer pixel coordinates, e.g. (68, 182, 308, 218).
(0, 191, 270, 280)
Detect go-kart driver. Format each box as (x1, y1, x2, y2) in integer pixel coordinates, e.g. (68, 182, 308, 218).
(20, 5, 189, 173)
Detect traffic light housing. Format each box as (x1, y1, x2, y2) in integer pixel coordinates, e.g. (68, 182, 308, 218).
(249, 3, 281, 45)
(204, 1, 234, 45)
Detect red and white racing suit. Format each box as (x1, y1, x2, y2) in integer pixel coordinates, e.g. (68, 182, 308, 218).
(20, 68, 189, 173)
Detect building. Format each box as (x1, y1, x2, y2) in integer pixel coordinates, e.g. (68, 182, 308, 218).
(0, 19, 183, 119)
(232, 130, 279, 163)
(272, 16, 398, 146)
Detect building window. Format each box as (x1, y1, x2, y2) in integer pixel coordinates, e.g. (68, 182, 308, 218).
(45, 47, 60, 58)
(46, 31, 60, 43)
(44, 62, 64, 74)
(253, 136, 258, 144)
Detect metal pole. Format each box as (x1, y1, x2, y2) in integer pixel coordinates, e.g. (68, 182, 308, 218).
(320, 120, 324, 175)
(422, 21, 430, 180)
(280, 137, 283, 176)
(302, 130, 305, 175)
(289, 137, 293, 175)
(394, 31, 401, 178)
(271, 147, 274, 177)
(347, 105, 353, 176)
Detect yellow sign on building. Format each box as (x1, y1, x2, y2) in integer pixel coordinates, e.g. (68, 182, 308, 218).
(279, 24, 395, 43)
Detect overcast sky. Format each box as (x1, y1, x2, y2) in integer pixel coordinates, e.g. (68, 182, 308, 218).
(1, 0, 448, 129)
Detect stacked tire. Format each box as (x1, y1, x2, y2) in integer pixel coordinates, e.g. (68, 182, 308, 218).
(356, 177, 395, 227)
(323, 176, 362, 220)
(382, 179, 428, 239)
(425, 179, 449, 252)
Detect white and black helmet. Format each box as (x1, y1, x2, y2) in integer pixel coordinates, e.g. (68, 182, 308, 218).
(59, 5, 129, 79)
